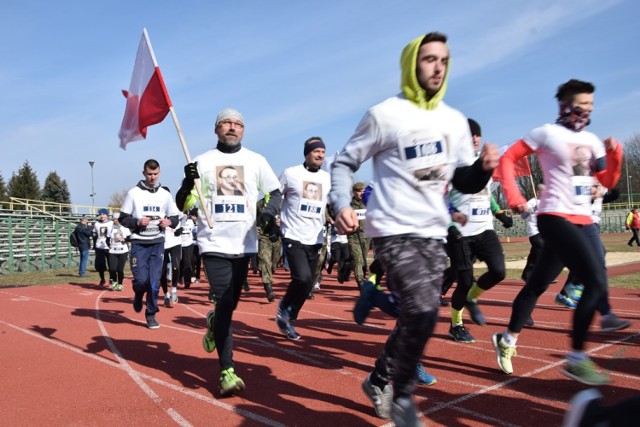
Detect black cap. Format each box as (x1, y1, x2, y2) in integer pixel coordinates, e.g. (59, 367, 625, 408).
(468, 118, 481, 137)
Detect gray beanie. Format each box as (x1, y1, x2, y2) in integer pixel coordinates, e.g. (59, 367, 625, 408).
(215, 108, 245, 126)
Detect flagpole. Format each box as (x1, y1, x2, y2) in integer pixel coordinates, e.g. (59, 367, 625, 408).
(143, 28, 214, 229)
(168, 107, 215, 228)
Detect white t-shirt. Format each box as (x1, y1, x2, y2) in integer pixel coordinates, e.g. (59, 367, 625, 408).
(121, 185, 180, 243)
(179, 216, 196, 247)
(449, 180, 494, 237)
(331, 95, 475, 239)
(522, 198, 540, 237)
(280, 164, 331, 245)
(108, 224, 131, 254)
(191, 147, 280, 255)
(94, 220, 113, 250)
(523, 124, 605, 218)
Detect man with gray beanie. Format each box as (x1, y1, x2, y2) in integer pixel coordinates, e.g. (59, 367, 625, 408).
(176, 107, 282, 396)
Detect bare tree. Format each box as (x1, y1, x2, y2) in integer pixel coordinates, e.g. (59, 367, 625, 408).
(621, 134, 640, 207)
(108, 189, 129, 210)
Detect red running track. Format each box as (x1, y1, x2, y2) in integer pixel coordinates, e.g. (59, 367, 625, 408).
(0, 264, 638, 426)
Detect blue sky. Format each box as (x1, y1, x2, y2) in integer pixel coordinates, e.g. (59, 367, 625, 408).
(1, 0, 639, 209)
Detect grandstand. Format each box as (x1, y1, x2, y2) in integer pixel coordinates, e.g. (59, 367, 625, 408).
(0, 198, 112, 274)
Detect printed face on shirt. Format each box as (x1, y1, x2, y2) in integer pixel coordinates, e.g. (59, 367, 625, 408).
(303, 181, 321, 201)
(143, 167, 160, 188)
(572, 146, 592, 176)
(217, 166, 244, 196)
(304, 147, 325, 169)
(215, 119, 245, 146)
(416, 41, 449, 97)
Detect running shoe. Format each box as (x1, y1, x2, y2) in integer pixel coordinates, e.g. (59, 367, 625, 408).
(109, 282, 117, 291)
(492, 333, 517, 374)
(600, 313, 631, 332)
(146, 315, 160, 329)
(439, 296, 450, 307)
(242, 281, 250, 293)
(164, 295, 171, 308)
(555, 293, 577, 309)
(202, 310, 216, 353)
(285, 322, 301, 341)
(115, 284, 123, 292)
(561, 358, 610, 386)
(416, 363, 437, 386)
(391, 396, 426, 427)
(465, 298, 486, 326)
(276, 302, 291, 334)
(361, 373, 392, 420)
(220, 368, 245, 396)
(449, 324, 475, 343)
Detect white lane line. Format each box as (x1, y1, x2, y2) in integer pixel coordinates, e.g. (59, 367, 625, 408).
(0, 321, 286, 427)
(94, 291, 192, 427)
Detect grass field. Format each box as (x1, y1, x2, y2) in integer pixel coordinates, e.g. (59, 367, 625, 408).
(1, 233, 638, 288)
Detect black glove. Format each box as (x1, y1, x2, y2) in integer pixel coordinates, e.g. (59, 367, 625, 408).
(184, 162, 200, 181)
(495, 211, 513, 229)
(173, 227, 183, 237)
(447, 225, 462, 241)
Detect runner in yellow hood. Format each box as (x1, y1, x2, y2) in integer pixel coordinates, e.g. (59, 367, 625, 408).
(400, 33, 450, 110)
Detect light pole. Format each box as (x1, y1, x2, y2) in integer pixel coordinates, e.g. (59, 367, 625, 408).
(89, 160, 95, 213)
(630, 175, 633, 208)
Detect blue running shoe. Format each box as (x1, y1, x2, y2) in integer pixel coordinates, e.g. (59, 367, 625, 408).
(276, 301, 291, 334)
(416, 363, 437, 386)
(354, 281, 376, 325)
(555, 293, 577, 309)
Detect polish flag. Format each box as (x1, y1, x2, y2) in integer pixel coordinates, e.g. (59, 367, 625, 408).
(118, 29, 172, 149)
(492, 144, 532, 182)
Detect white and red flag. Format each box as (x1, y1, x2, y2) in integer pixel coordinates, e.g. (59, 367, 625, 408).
(492, 144, 532, 183)
(118, 28, 172, 149)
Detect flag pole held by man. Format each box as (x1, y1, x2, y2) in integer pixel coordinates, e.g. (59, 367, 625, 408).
(118, 28, 213, 228)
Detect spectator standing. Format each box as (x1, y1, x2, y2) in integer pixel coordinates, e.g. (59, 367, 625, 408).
(74, 216, 93, 277)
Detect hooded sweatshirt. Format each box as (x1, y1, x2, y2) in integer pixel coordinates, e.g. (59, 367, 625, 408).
(329, 34, 478, 239)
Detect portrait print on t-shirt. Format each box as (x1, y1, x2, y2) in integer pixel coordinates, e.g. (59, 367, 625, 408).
(399, 131, 449, 193)
(571, 145, 593, 177)
(216, 165, 245, 196)
(212, 165, 248, 221)
(299, 180, 323, 218)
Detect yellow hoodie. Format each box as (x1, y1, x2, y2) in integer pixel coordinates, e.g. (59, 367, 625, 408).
(400, 34, 450, 111)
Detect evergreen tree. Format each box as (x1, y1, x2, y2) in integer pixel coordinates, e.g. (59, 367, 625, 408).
(8, 161, 41, 200)
(0, 173, 7, 203)
(42, 171, 72, 210)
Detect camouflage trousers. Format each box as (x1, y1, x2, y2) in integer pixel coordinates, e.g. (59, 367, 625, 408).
(258, 235, 282, 285)
(347, 232, 368, 284)
(370, 236, 446, 398)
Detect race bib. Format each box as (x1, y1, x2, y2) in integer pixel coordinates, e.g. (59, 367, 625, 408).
(298, 198, 323, 219)
(398, 131, 448, 193)
(212, 195, 248, 221)
(468, 195, 491, 222)
(355, 208, 366, 221)
(140, 218, 162, 237)
(571, 175, 594, 207)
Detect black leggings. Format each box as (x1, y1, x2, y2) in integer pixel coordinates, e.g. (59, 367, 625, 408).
(509, 215, 606, 351)
(108, 252, 128, 284)
(280, 238, 322, 321)
(450, 230, 505, 311)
